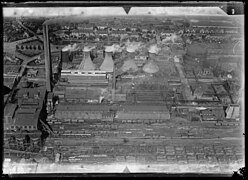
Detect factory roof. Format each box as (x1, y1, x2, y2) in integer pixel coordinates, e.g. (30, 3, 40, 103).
(213, 85, 227, 94)
(201, 108, 225, 117)
(15, 114, 39, 126)
(56, 103, 170, 113)
(118, 104, 169, 112)
(16, 107, 37, 114)
(65, 88, 99, 99)
(17, 87, 46, 99)
(17, 87, 46, 109)
(4, 103, 18, 117)
(15, 107, 40, 127)
(211, 108, 225, 117)
(20, 99, 40, 107)
(53, 86, 66, 93)
(56, 103, 111, 111)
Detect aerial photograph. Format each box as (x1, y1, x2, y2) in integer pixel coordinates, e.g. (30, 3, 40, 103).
(2, 3, 245, 175)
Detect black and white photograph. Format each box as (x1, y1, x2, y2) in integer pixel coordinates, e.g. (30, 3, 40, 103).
(2, 1, 245, 176)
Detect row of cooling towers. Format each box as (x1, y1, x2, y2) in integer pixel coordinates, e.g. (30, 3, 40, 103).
(61, 45, 160, 74)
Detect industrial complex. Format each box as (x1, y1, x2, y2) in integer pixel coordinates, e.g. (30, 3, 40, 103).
(3, 5, 244, 173)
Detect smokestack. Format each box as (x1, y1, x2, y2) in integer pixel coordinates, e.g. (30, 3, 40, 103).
(43, 24, 52, 92)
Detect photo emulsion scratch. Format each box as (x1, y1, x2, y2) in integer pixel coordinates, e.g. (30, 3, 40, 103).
(2, 2, 245, 176)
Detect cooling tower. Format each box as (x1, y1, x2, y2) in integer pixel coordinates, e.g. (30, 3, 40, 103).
(100, 46, 114, 72)
(121, 50, 138, 72)
(142, 52, 159, 74)
(78, 46, 96, 70)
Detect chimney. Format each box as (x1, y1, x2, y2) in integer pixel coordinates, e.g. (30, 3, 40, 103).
(43, 24, 52, 92)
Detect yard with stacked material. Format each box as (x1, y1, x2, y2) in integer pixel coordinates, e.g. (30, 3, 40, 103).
(42, 115, 243, 170)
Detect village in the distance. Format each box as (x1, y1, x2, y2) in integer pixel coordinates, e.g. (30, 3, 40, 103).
(3, 6, 244, 173)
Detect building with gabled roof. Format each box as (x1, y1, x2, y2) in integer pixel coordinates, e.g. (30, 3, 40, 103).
(17, 87, 46, 108)
(65, 87, 100, 103)
(12, 87, 47, 131)
(116, 104, 170, 120)
(14, 107, 40, 130)
(54, 103, 114, 120)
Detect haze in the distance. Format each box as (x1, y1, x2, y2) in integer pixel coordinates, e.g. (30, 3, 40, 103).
(3, 7, 227, 17)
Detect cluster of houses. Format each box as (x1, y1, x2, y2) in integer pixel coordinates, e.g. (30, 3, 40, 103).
(52, 19, 180, 43)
